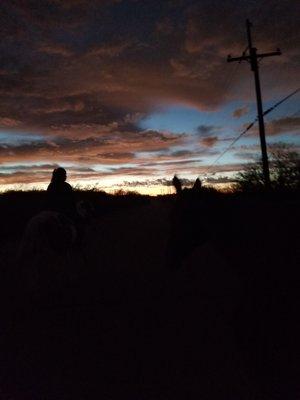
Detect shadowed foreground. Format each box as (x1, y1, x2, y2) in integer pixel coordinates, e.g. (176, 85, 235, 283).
(0, 192, 299, 399)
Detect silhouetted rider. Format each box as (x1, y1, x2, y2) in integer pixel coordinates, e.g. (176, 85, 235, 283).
(47, 167, 76, 218)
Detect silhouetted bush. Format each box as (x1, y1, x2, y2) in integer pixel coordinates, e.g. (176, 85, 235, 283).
(235, 145, 300, 193)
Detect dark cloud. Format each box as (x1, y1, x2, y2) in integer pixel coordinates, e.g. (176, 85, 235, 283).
(233, 106, 249, 118)
(0, 0, 299, 187)
(0, 163, 59, 172)
(143, 159, 201, 168)
(205, 163, 250, 174)
(233, 152, 259, 161)
(0, 168, 106, 185)
(37, 43, 74, 57)
(171, 150, 194, 157)
(1, 0, 298, 127)
(97, 152, 136, 161)
(0, 128, 184, 167)
(0, 171, 48, 185)
(247, 116, 300, 137)
(196, 125, 220, 136)
(108, 166, 157, 177)
(0, 163, 94, 173)
(267, 116, 300, 136)
(119, 177, 195, 187)
(206, 176, 237, 184)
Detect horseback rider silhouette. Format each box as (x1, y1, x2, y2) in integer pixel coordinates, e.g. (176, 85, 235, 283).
(47, 167, 76, 218)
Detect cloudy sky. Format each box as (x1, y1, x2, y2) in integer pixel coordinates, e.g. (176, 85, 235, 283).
(0, 0, 299, 193)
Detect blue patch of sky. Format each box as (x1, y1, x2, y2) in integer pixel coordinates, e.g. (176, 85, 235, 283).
(139, 102, 259, 135)
(139, 93, 299, 136)
(139, 99, 299, 174)
(93, 164, 117, 172)
(1, 161, 45, 167)
(109, 163, 139, 170)
(134, 151, 159, 159)
(263, 94, 300, 119)
(0, 131, 45, 144)
(138, 94, 299, 176)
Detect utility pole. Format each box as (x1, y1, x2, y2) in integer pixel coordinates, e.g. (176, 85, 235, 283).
(227, 19, 281, 188)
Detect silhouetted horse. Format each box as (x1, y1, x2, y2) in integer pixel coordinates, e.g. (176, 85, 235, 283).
(17, 211, 76, 291)
(17, 199, 96, 293)
(167, 176, 208, 269)
(172, 175, 182, 195)
(17, 167, 95, 292)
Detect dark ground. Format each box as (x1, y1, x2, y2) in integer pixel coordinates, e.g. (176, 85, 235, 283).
(0, 190, 299, 399)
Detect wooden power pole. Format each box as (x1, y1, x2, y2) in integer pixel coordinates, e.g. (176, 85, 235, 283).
(227, 19, 281, 188)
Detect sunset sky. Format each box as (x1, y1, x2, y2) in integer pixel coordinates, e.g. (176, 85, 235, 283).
(0, 0, 299, 194)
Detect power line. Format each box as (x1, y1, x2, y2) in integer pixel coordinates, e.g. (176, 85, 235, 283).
(221, 45, 249, 95)
(204, 87, 300, 175)
(289, 109, 300, 118)
(263, 88, 300, 117)
(205, 123, 254, 174)
(243, 87, 300, 126)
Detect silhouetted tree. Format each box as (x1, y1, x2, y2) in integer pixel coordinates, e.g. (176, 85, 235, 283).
(236, 160, 265, 192)
(236, 146, 300, 192)
(271, 147, 300, 190)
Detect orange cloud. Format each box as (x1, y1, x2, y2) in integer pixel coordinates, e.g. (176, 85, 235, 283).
(233, 106, 249, 119)
(0, 117, 21, 127)
(201, 136, 219, 147)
